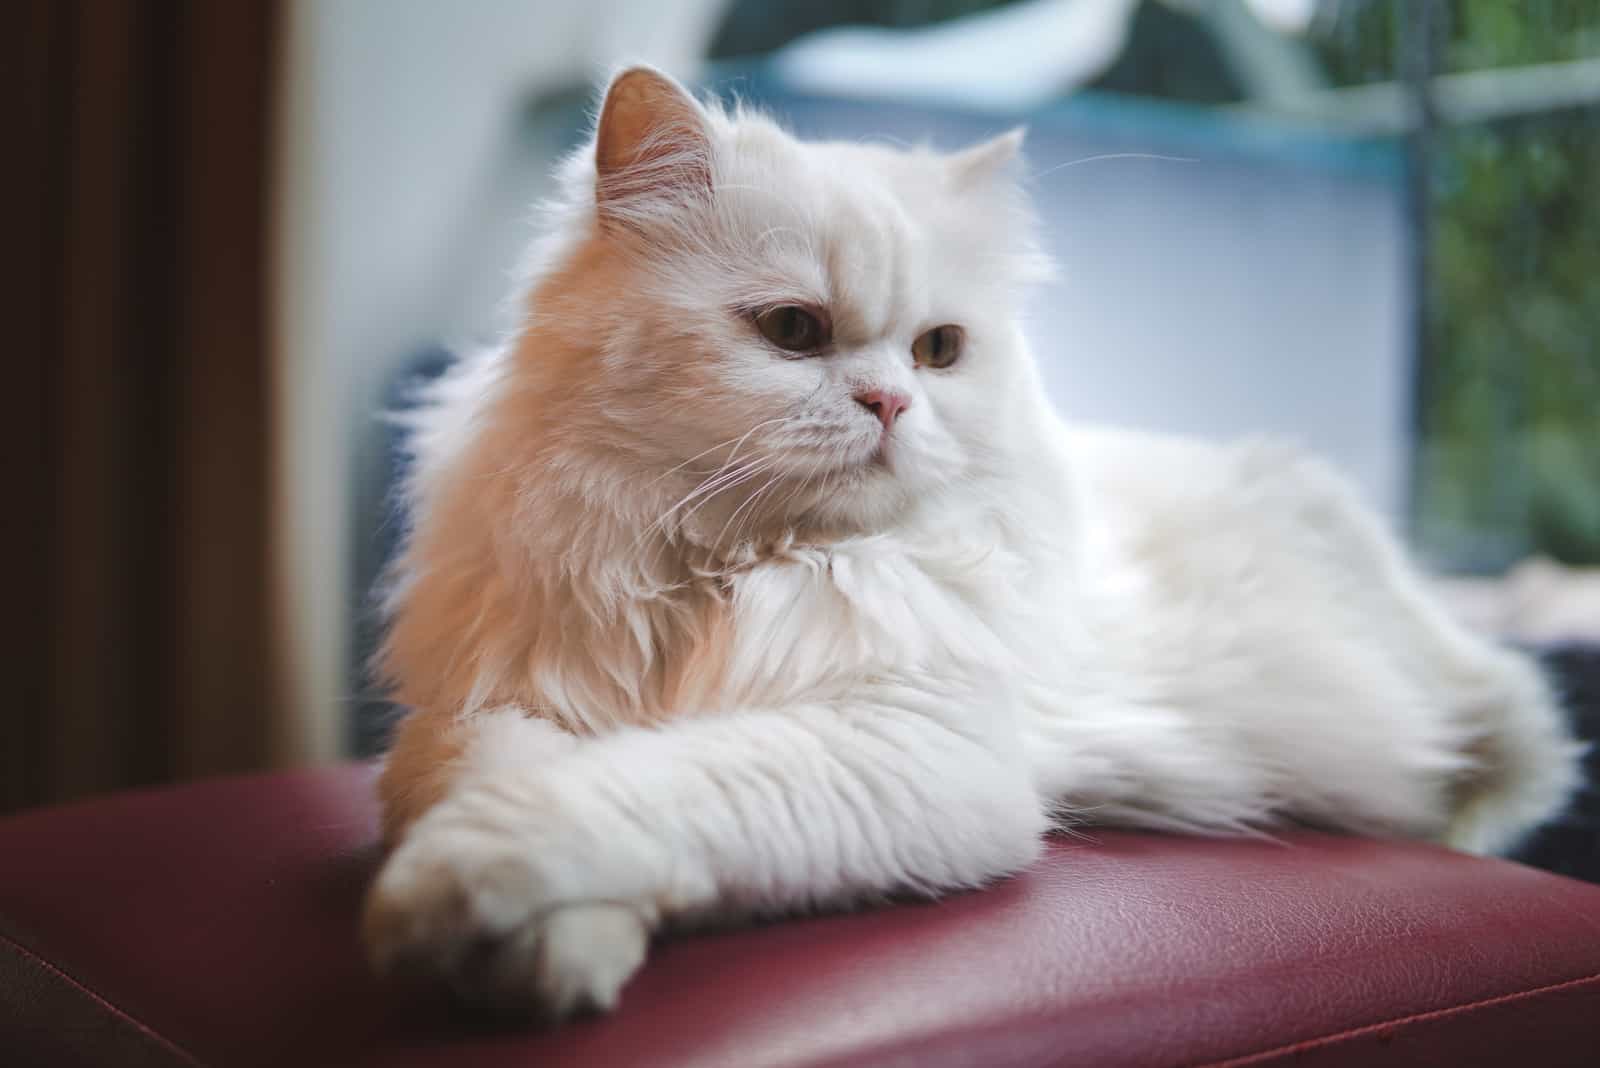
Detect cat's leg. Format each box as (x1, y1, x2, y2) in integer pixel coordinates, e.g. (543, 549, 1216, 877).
(370, 705, 654, 1016)
(374, 704, 578, 845)
(363, 678, 1045, 1017)
(376, 705, 665, 1014)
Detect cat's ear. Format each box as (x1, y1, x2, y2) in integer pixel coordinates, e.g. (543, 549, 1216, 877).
(948, 127, 1026, 190)
(594, 66, 712, 218)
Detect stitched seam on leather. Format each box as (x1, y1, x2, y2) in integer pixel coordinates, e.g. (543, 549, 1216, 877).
(1193, 970, 1600, 1067)
(0, 927, 205, 1068)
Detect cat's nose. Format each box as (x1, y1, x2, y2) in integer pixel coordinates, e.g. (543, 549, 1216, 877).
(854, 388, 911, 433)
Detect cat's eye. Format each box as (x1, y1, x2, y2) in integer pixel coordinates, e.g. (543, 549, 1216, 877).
(754, 305, 829, 354)
(912, 325, 964, 369)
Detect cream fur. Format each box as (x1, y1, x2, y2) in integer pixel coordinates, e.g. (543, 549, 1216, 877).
(363, 66, 1583, 1017)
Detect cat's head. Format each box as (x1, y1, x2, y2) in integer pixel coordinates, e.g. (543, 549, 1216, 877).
(519, 66, 1053, 546)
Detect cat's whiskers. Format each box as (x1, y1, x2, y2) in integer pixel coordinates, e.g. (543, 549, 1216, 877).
(734, 436, 855, 549)
(852, 133, 914, 151)
(636, 454, 771, 553)
(715, 462, 791, 550)
(753, 225, 807, 250)
(673, 456, 789, 559)
(677, 456, 780, 531)
(1029, 152, 1197, 181)
(633, 418, 798, 555)
(641, 418, 794, 492)
(772, 441, 834, 520)
(636, 425, 817, 563)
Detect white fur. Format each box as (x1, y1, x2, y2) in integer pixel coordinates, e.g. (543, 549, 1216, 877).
(364, 68, 1583, 1016)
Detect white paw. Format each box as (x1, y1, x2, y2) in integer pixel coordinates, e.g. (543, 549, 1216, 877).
(527, 903, 650, 1015)
(362, 799, 656, 1019)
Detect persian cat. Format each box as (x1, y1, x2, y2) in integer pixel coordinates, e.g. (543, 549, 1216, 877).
(362, 66, 1581, 1016)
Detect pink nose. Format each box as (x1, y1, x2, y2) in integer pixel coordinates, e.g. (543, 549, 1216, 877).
(854, 388, 911, 432)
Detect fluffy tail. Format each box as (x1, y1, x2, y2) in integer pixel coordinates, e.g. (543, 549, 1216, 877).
(1443, 647, 1587, 855)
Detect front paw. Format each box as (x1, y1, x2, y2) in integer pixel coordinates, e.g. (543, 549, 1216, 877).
(362, 801, 655, 1019)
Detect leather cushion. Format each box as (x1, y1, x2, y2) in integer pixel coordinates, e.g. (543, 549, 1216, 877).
(2, 764, 1598, 1067)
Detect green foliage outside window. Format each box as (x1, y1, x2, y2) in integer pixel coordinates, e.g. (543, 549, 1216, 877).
(1421, 115, 1600, 569)
(1317, 0, 1600, 568)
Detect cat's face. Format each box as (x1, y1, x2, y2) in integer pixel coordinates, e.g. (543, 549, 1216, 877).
(529, 68, 1051, 544)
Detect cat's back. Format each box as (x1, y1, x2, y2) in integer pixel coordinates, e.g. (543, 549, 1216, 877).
(1062, 423, 1398, 648)
(1065, 424, 1339, 574)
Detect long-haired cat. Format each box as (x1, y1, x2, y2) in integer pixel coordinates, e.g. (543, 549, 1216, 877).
(362, 66, 1582, 1017)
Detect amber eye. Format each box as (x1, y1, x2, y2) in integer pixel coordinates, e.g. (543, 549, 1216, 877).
(754, 305, 829, 354)
(912, 325, 964, 369)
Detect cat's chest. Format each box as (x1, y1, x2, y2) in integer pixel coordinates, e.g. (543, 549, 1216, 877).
(709, 535, 1033, 706)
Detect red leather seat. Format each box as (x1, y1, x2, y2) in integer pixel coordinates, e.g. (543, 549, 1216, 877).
(2, 764, 1598, 1067)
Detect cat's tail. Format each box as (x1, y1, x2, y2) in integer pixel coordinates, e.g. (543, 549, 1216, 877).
(1442, 646, 1587, 856)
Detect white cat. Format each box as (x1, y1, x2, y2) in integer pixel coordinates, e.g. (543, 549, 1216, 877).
(362, 66, 1582, 1018)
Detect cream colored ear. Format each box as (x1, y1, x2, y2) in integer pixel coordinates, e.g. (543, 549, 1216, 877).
(948, 127, 1026, 189)
(594, 66, 712, 213)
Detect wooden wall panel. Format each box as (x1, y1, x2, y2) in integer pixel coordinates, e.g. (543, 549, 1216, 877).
(2, 0, 283, 811)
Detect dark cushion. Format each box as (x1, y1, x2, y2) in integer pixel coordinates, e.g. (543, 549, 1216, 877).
(1514, 642, 1600, 882)
(3, 764, 1599, 1067)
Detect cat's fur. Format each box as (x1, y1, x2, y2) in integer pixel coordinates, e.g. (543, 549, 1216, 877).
(362, 66, 1583, 1017)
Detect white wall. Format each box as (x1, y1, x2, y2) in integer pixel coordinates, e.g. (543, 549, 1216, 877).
(1031, 137, 1410, 517)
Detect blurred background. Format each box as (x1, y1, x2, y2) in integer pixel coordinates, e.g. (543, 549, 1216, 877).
(10, 0, 1598, 813)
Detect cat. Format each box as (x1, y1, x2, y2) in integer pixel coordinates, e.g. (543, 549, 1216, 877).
(361, 65, 1583, 1018)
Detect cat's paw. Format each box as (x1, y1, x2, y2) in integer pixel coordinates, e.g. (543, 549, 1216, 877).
(445, 901, 650, 1018)
(362, 805, 655, 1019)
(516, 902, 650, 1016)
